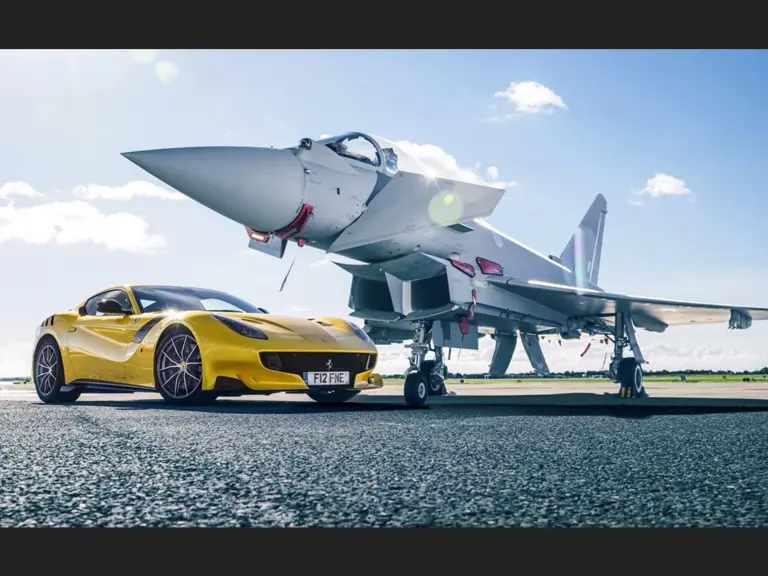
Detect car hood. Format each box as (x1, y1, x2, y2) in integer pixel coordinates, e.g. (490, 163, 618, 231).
(212, 312, 357, 343)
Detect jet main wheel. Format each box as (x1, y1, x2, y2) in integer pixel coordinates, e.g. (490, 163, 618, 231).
(306, 390, 360, 404)
(617, 357, 647, 398)
(154, 327, 216, 406)
(404, 371, 428, 407)
(33, 337, 81, 404)
(420, 360, 447, 396)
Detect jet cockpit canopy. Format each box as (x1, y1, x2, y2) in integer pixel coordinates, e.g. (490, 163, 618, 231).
(314, 132, 402, 174)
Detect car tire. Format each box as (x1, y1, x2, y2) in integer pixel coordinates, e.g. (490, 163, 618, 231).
(33, 337, 81, 404)
(154, 326, 216, 406)
(306, 390, 360, 404)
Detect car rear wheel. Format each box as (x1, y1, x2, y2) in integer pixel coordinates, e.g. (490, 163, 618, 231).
(154, 327, 216, 406)
(306, 390, 359, 404)
(33, 337, 81, 404)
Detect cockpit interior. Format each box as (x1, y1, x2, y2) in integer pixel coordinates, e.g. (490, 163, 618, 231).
(315, 132, 399, 173)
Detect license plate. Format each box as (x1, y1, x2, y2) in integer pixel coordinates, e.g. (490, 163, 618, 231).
(304, 371, 350, 385)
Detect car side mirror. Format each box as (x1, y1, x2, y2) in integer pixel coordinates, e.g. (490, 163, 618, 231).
(96, 299, 131, 315)
(78, 305, 87, 316)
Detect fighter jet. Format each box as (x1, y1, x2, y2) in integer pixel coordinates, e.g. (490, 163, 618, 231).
(122, 131, 768, 406)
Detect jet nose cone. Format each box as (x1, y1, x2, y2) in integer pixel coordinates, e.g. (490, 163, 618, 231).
(122, 146, 306, 233)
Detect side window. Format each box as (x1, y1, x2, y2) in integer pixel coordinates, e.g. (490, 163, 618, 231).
(85, 290, 133, 316)
(110, 291, 133, 314)
(84, 293, 107, 316)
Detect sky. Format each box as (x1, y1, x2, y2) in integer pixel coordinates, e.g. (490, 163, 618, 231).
(1, 48, 768, 377)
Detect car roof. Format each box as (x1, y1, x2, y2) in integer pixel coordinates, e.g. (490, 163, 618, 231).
(129, 284, 226, 292)
(92, 284, 226, 293)
(84, 284, 234, 301)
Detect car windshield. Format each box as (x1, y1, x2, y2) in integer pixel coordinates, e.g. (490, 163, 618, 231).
(132, 286, 262, 314)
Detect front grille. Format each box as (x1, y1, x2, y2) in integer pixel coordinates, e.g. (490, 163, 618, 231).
(260, 352, 376, 380)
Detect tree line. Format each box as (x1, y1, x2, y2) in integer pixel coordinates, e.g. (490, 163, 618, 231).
(379, 367, 768, 379)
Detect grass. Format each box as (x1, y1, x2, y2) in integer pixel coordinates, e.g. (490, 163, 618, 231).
(645, 373, 766, 383)
(382, 373, 767, 386)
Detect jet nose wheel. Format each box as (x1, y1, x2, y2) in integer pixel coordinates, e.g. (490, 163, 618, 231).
(404, 371, 428, 407)
(420, 360, 447, 396)
(617, 357, 647, 399)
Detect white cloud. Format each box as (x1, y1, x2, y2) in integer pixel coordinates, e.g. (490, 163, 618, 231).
(378, 137, 518, 190)
(0, 198, 165, 254)
(309, 255, 333, 268)
(72, 181, 185, 201)
(155, 60, 179, 84)
(318, 133, 517, 190)
(374, 333, 768, 376)
(637, 173, 692, 197)
(319, 134, 331, 139)
(0, 181, 43, 200)
(0, 342, 33, 378)
(627, 199, 643, 206)
(127, 50, 157, 65)
(290, 305, 312, 312)
(493, 81, 567, 116)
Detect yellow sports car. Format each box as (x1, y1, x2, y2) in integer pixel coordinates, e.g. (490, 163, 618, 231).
(32, 284, 382, 405)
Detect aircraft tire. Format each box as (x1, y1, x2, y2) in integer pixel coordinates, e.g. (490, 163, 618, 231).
(33, 337, 81, 404)
(617, 357, 646, 398)
(404, 371, 428, 407)
(306, 390, 360, 404)
(154, 326, 217, 406)
(420, 360, 447, 395)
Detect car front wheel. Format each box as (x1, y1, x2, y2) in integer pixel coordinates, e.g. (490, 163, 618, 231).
(154, 327, 216, 406)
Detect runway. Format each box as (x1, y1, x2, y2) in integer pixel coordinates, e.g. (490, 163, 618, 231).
(1, 381, 767, 527)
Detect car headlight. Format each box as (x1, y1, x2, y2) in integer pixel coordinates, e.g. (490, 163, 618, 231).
(346, 320, 371, 343)
(212, 314, 268, 340)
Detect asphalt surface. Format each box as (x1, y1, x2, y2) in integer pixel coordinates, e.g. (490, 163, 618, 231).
(1, 389, 767, 527)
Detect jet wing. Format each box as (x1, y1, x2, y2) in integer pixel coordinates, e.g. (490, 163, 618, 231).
(328, 171, 505, 253)
(487, 277, 768, 332)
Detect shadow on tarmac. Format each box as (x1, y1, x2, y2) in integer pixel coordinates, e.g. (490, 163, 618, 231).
(60, 392, 768, 420)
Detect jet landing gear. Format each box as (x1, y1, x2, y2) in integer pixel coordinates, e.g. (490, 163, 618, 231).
(606, 312, 648, 399)
(403, 321, 449, 407)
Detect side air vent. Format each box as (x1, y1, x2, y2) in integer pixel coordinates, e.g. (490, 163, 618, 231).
(446, 223, 474, 233)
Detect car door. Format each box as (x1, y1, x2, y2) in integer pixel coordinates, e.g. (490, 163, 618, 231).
(67, 289, 139, 384)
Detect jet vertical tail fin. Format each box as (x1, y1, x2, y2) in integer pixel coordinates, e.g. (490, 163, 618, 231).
(560, 193, 607, 288)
